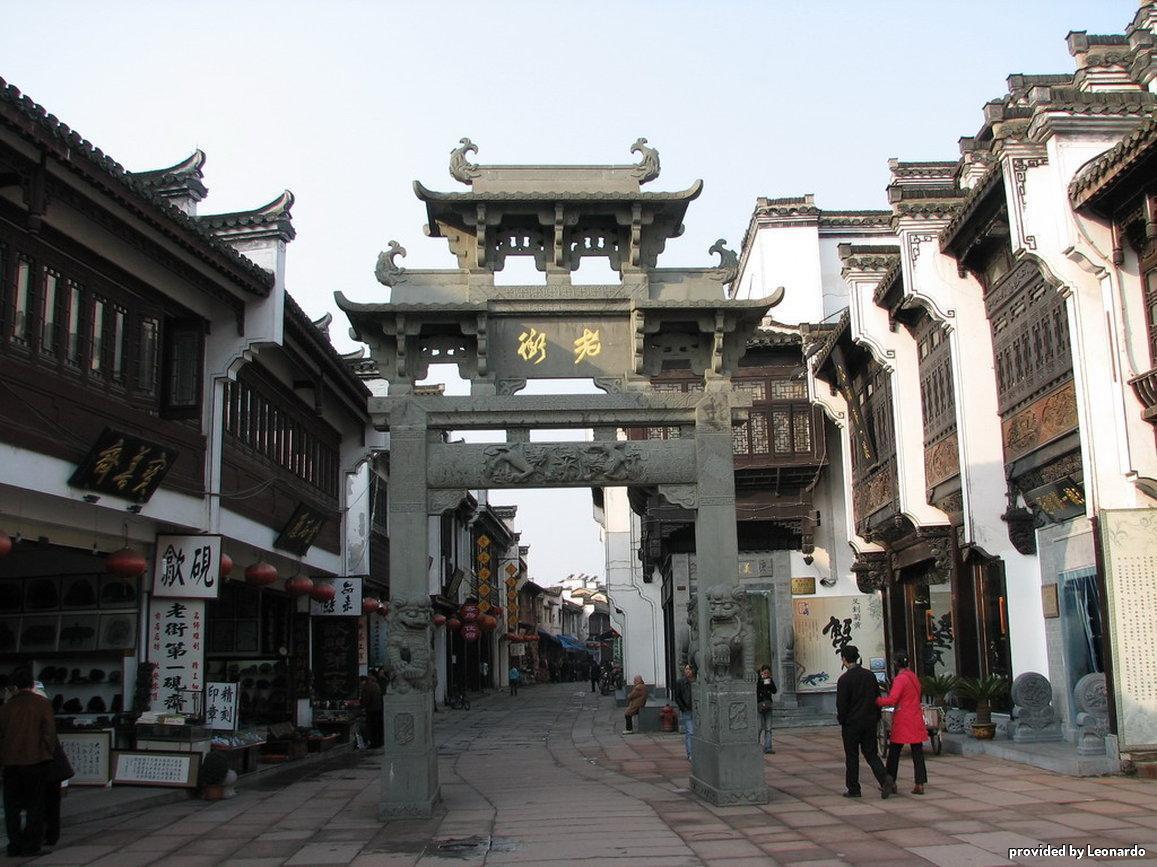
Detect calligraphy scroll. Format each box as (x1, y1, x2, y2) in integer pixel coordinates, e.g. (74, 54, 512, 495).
(147, 598, 205, 713)
(792, 595, 885, 693)
(59, 730, 111, 785)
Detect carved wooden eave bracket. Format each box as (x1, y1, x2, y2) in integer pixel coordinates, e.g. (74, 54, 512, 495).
(850, 551, 889, 594)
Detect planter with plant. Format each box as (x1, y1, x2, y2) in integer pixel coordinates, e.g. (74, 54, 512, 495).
(199, 751, 238, 800)
(955, 674, 1010, 739)
(920, 673, 958, 708)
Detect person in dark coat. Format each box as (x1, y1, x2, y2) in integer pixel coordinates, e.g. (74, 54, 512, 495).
(835, 645, 892, 799)
(673, 663, 695, 760)
(0, 669, 56, 857)
(622, 675, 647, 734)
(877, 652, 928, 794)
(756, 664, 778, 754)
(589, 662, 599, 693)
(359, 675, 383, 749)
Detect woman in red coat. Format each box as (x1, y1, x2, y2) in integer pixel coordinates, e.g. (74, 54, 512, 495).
(876, 653, 928, 794)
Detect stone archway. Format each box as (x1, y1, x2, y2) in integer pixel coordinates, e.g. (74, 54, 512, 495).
(337, 140, 783, 815)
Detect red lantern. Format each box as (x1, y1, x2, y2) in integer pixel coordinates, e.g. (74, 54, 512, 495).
(460, 603, 479, 623)
(0, 534, 11, 558)
(378, 600, 389, 616)
(505, 632, 519, 642)
(461, 623, 480, 642)
(219, 552, 234, 577)
(310, 581, 336, 603)
(285, 574, 314, 597)
(433, 614, 447, 626)
(363, 597, 381, 615)
(481, 615, 497, 630)
(245, 561, 278, 587)
(106, 547, 147, 578)
(447, 617, 462, 631)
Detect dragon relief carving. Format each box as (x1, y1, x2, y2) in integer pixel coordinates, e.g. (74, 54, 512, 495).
(375, 240, 407, 287)
(383, 596, 432, 694)
(708, 239, 739, 286)
(703, 584, 752, 683)
(449, 137, 481, 184)
(629, 137, 660, 184)
(481, 442, 642, 485)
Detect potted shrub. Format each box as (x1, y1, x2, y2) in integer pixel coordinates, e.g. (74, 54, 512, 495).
(200, 751, 238, 800)
(920, 673, 958, 708)
(955, 674, 1009, 740)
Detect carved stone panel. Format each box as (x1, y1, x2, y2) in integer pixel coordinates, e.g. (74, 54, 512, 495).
(1002, 381, 1078, 463)
(924, 434, 960, 489)
(426, 439, 697, 489)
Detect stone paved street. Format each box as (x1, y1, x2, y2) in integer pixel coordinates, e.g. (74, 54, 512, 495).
(12, 683, 1157, 866)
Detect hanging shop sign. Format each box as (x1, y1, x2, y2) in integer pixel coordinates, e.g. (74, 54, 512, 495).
(1023, 477, 1086, 524)
(151, 534, 222, 599)
(312, 617, 359, 701)
(204, 682, 240, 731)
(792, 595, 885, 693)
(274, 502, 329, 555)
(310, 576, 363, 616)
(68, 428, 178, 503)
(147, 598, 204, 713)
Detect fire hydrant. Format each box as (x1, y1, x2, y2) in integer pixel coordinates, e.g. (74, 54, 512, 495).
(659, 704, 678, 732)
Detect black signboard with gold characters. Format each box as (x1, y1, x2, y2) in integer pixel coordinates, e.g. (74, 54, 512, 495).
(69, 428, 178, 503)
(274, 502, 328, 556)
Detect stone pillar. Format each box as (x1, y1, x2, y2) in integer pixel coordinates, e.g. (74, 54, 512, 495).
(773, 572, 799, 709)
(690, 390, 770, 806)
(381, 399, 439, 817)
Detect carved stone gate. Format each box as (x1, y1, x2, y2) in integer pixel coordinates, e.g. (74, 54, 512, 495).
(337, 140, 783, 815)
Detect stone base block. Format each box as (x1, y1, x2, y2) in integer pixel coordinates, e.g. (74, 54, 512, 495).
(689, 680, 769, 805)
(1011, 721, 1063, 743)
(380, 692, 440, 818)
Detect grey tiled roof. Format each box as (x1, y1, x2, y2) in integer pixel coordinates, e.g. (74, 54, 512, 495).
(0, 77, 273, 296)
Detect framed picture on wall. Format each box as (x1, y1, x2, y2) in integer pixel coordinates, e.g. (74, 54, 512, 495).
(0, 580, 22, 612)
(60, 575, 100, 609)
(19, 616, 59, 652)
(58, 614, 100, 652)
(99, 613, 137, 650)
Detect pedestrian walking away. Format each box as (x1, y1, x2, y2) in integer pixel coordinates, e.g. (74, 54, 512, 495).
(623, 675, 647, 734)
(0, 668, 56, 857)
(32, 681, 73, 853)
(756, 663, 777, 754)
(589, 662, 599, 693)
(835, 645, 893, 799)
(508, 664, 521, 696)
(877, 651, 928, 794)
(673, 663, 695, 759)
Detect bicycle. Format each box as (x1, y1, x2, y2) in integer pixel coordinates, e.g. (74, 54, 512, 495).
(446, 690, 470, 710)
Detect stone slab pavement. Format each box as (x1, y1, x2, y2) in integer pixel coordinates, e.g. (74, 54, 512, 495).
(6, 683, 1157, 865)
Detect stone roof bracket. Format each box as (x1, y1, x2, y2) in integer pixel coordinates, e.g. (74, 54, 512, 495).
(800, 511, 818, 565)
(629, 202, 642, 268)
(374, 240, 407, 288)
(629, 137, 660, 184)
(449, 137, 481, 185)
(710, 311, 726, 378)
(708, 239, 739, 286)
(850, 551, 889, 594)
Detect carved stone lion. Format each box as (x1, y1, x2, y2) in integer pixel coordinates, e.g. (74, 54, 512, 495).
(384, 596, 432, 694)
(705, 584, 750, 682)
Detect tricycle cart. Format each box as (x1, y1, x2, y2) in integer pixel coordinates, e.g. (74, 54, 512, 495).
(878, 704, 945, 756)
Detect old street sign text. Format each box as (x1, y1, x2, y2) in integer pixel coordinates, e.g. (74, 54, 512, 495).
(151, 534, 222, 600)
(204, 682, 240, 731)
(69, 427, 178, 503)
(491, 318, 629, 379)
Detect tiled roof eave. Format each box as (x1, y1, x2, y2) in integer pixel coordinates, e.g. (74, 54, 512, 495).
(938, 164, 1006, 256)
(1069, 116, 1157, 210)
(0, 78, 274, 297)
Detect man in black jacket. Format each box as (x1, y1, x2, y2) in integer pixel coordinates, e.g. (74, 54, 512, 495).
(835, 645, 892, 799)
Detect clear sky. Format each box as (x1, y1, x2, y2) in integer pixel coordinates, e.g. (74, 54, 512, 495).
(2, 0, 1138, 584)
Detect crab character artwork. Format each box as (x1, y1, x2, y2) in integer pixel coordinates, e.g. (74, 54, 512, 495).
(384, 596, 432, 694)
